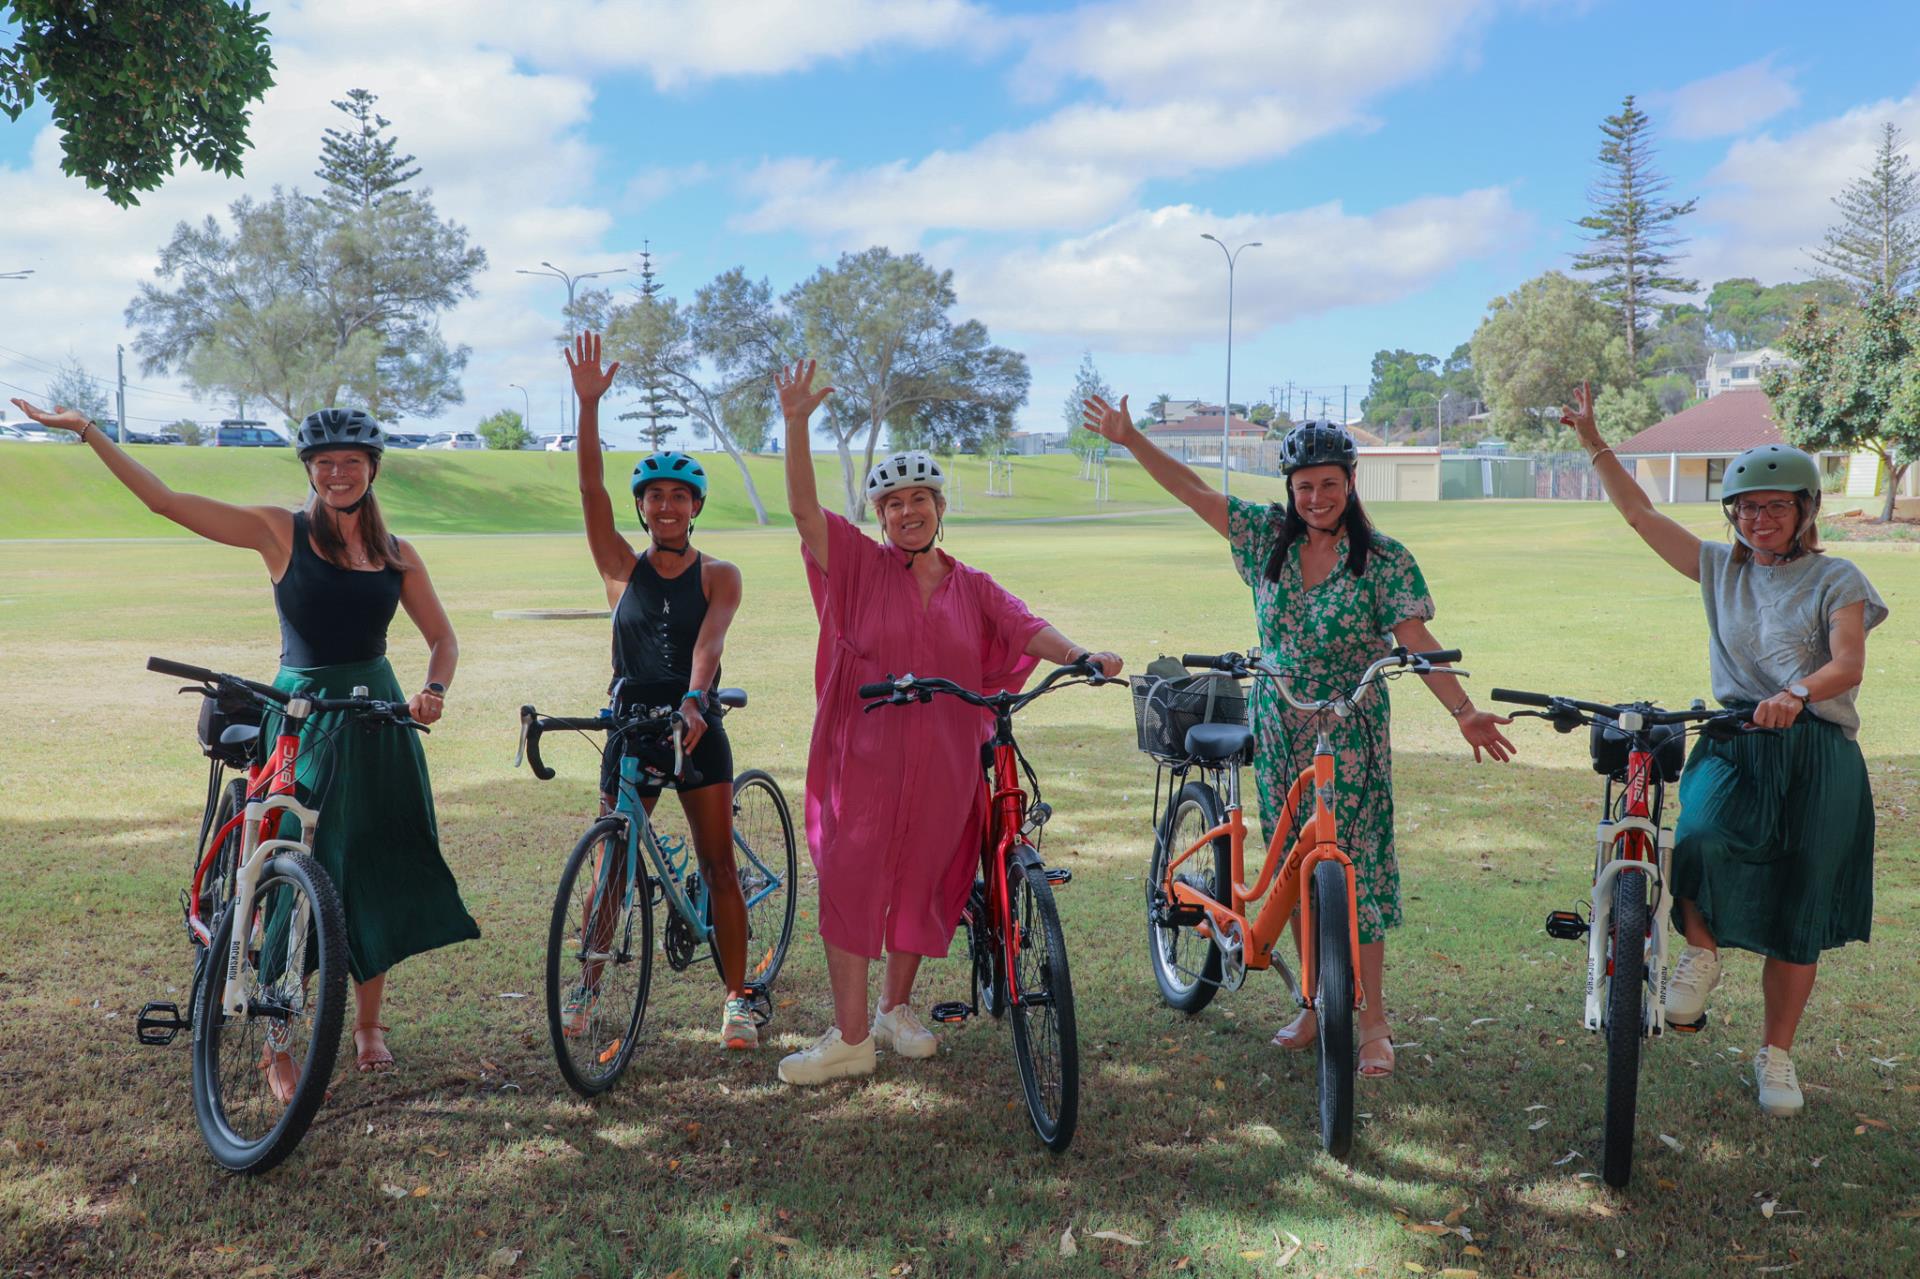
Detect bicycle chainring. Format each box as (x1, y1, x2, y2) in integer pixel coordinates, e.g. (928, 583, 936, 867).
(1218, 916, 1247, 992)
(662, 908, 698, 971)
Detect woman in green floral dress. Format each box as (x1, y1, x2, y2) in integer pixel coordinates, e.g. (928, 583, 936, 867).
(1083, 400, 1514, 1076)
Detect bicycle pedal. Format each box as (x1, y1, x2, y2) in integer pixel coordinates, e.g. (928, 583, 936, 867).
(136, 1001, 188, 1046)
(1043, 866, 1072, 887)
(929, 1001, 972, 1024)
(1544, 910, 1589, 941)
(1665, 1013, 1708, 1034)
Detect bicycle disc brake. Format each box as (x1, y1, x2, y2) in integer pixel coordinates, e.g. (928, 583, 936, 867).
(1218, 916, 1248, 992)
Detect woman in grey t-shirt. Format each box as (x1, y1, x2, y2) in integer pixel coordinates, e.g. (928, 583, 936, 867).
(1564, 385, 1887, 1119)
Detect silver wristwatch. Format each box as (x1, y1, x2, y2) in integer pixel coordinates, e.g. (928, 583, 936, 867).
(1787, 682, 1810, 702)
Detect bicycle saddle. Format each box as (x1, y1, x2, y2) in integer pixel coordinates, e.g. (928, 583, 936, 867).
(1185, 722, 1251, 763)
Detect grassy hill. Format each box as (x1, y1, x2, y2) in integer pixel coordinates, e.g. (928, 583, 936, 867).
(0, 445, 1293, 538)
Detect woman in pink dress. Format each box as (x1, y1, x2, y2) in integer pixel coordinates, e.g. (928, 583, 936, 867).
(773, 360, 1123, 1085)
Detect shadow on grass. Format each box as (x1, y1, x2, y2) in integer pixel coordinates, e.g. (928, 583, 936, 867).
(4, 742, 1918, 1277)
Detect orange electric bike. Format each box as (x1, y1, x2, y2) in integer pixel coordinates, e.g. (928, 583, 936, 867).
(1133, 646, 1466, 1157)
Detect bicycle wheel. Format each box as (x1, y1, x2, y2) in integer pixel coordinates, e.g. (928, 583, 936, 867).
(196, 777, 249, 931)
(190, 851, 347, 1174)
(1007, 857, 1078, 1153)
(730, 770, 798, 989)
(1602, 867, 1649, 1188)
(1147, 778, 1231, 1013)
(546, 817, 654, 1098)
(969, 907, 1006, 1020)
(1309, 859, 1356, 1161)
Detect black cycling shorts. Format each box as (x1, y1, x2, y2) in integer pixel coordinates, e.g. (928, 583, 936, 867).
(600, 721, 733, 800)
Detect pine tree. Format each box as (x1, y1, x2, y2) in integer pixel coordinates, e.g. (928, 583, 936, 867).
(1810, 122, 1920, 300)
(314, 88, 421, 212)
(1063, 351, 1112, 460)
(1572, 95, 1698, 365)
(617, 243, 689, 451)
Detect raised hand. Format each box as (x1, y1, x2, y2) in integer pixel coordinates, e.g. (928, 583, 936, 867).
(9, 398, 89, 434)
(1080, 394, 1134, 444)
(1558, 381, 1602, 451)
(564, 332, 620, 404)
(776, 359, 833, 424)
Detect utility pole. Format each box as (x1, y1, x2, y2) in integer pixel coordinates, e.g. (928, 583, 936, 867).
(1341, 385, 1348, 426)
(115, 345, 127, 444)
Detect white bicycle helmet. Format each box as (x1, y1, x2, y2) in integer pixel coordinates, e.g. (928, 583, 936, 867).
(865, 450, 946, 502)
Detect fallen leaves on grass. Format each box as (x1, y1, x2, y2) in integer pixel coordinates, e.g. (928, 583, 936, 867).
(1090, 1230, 1146, 1247)
(1658, 1133, 1683, 1151)
(1059, 1225, 1076, 1257)
(486, 1247, 523, 1274)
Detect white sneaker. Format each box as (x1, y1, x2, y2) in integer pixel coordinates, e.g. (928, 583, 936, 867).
(1664, 945, 1722, 1024)
(1754, 1045, 1804, 1117)
(872, 1002, 938, 1059)
(777, 1026, 876, 1086)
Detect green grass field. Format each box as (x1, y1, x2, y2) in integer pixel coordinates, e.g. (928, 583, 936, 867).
(0, 445, 1292, 539)
(1, 501, 1916, 1278)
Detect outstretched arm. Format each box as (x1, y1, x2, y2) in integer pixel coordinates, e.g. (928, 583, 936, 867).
(1391, 616, 1514, 763)
(776, 359, 834, 570)
(1081, 395, 1229, 537)
(1561, 382, 1701, 581)
(566, 333, 637, 598)
(11, 397, 288, 562)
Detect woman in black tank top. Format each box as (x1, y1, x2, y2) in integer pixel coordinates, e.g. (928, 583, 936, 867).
(566, 333, 756, 1051)
(9, 399, 478, 1092)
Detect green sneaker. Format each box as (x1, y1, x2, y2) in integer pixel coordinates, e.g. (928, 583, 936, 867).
(561, 985, 599, 1040)
(722, 997, 758, 1050)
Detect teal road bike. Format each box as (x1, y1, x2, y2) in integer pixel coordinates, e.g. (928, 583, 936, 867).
(516, 685, 798, 1096)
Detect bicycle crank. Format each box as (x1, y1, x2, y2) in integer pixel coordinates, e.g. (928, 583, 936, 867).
(1218, 917, 1248, 992)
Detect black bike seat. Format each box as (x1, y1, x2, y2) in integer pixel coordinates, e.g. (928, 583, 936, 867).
(1185, 723, 1251, 762)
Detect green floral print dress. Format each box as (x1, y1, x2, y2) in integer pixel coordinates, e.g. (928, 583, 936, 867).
(1226, 497, 1435, 943)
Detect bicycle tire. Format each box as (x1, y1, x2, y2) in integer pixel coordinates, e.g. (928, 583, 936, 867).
(547, 817, 653, 1098)
(1007, 856, 1079, 1153)
(191, 851, 347, 1174)
(968, 909, 1006, 1020)
(727, 770, 798, 990)
(1602, 867, 1649, 1188)
(196, 778, 249, 932)
(1147, 779, 1230, 1013)
(1310, 859, 1356, 1161)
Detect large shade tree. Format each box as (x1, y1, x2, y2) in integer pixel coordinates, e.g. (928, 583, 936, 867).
(2, 0, 274, 206)
(1469, 271, 1631, 442)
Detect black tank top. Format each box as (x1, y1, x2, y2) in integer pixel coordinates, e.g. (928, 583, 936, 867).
(611, 551, 714, 699)
(274, 510, 403, 667)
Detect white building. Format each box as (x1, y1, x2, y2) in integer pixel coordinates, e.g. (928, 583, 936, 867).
(1698, 347, 1793, 400)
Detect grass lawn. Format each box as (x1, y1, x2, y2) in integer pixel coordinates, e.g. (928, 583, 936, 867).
(0, 446, 1292, 540)
(1, 503, 1916, 1278)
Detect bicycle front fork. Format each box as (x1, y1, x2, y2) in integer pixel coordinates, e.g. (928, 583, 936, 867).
(1580, 819, 1676, 1037)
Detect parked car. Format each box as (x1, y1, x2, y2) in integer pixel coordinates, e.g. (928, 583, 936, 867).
(4, 423, 69, 443)
(423, 431, 485, 450)
(0, 423, 34, 442)
(386, 433, 431, 449)
(203, 425, 287, 447)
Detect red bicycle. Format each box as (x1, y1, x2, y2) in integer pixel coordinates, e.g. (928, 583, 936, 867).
(136, 655, 423, 1173)
(858, 656, 1113, 1152)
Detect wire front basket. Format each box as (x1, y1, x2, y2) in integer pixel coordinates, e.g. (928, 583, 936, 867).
(1129, 673, 1247, 762)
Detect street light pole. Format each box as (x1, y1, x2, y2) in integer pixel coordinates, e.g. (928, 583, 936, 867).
(0, 268, 33, 281)
(516, 261, 627, 436)
(507, 383, 532, 437)
(1201, 234, 1261, 495)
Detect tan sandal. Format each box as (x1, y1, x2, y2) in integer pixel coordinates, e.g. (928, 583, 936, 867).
(259, 1049, 301, 1104)
(354, 1023, 394, 1073)
(1358, 1020, 1395, 1078)
(1271, 1009, 1318, 1051)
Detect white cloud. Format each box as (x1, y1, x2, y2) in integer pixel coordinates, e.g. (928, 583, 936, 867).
(276, 0, 992, 90)
(1652, 56, 1800, 142)
(951, 188, 1525, 351)
(1690, 90, 1920, 285)
(736, 0, 1496, 242)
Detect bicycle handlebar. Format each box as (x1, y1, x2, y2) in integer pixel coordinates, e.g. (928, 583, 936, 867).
(860, 657, 1114, 714)
(1491, 687, 1745, 727)
(148, 655, 290, 705)
(517, 702, 696, 787)
(148, 654, 426, 730)
(857, 680, 896, 700)
(1181, 646, 1468, 714)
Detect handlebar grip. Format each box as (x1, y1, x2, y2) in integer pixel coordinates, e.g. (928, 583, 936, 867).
(1413, 649, 1462, 664)
(1180, 653, 1224, 669)
(1490, 688, 1554, 708)
(147, 655, 215, 682)
(858, 681, 896, 699)
(521, 706, 554, 781)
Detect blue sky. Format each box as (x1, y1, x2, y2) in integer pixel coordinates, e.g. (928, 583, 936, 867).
(5, 0, 1920, 445)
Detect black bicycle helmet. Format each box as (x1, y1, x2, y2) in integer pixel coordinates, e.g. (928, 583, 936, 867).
(1279, 418, 1358, 474)
(295, 408, 386, 460)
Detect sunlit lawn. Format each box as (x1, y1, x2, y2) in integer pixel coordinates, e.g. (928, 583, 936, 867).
(1, 502, 1916, 1278)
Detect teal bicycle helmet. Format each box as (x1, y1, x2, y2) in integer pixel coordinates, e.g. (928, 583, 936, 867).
(631, 451, 708, 501)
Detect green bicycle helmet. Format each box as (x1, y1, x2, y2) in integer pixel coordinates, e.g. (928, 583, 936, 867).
(1720, 444, 1820, 501)
(631, 451, 708, 501)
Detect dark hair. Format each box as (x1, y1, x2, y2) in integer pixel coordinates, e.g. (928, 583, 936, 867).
(1264, 470, 1375, 582)
(305, 459, 398, 570)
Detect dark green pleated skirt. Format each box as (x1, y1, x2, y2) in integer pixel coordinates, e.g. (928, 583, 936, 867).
(1672, 713, 1875, 966)
(262, 656, 479, 983)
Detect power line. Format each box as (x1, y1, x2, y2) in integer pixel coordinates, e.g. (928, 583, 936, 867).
(0, 341, 208, 402)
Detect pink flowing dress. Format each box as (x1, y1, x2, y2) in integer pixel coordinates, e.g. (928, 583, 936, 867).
(803, 512, 1049, 959)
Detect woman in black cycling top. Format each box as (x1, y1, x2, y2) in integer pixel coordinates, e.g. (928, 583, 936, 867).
(563, 332, 755, 1050)
(9, 396, 478, 1094)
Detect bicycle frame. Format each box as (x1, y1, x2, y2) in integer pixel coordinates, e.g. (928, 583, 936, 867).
(1160, 729, 1362, 1011)
(980, 736, 1040, 1007)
